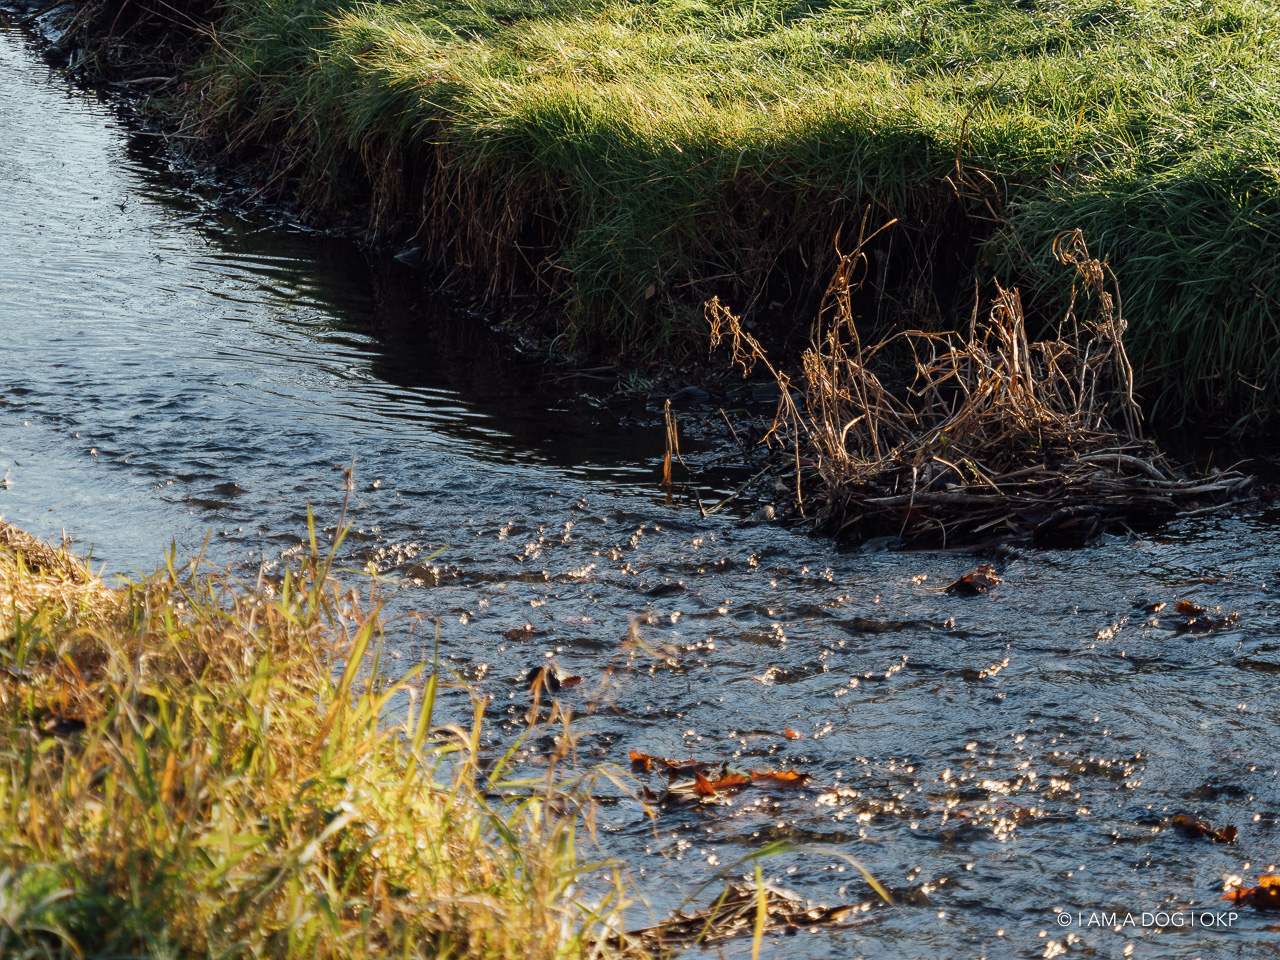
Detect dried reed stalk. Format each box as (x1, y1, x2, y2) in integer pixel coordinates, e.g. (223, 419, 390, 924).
(709, 223, 1254, 546)
(0, 521, 117, 617)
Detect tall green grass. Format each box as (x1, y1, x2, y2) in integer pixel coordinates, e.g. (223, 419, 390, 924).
(145, 0, 1280, 423)
(0, 519, 634, 959)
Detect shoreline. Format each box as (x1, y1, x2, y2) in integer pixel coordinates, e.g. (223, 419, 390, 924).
(4, 0, 1276, 551)
(0, 518, 643, 958)
(22, 0, 1280, 430)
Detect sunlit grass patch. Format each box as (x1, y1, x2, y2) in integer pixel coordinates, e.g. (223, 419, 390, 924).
(79, 0, 1280, 423)
(0, 518, 634, 959)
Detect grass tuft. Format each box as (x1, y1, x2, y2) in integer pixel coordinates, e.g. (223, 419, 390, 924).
(0, 520, 634, 959)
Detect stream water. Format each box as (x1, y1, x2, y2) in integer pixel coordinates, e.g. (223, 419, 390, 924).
(2, 21, 1280, 959)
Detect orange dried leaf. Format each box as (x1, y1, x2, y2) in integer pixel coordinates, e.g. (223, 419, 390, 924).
(1222, 875, 1280, 911)
(944, 564, 1001, 595)
(558, 675, 583, 690)
(693, 770, 716, 797)
(751, 769, 810, 788)
(1176, 600, 1206, 616)
(710, 772, 751, 791)
(784, 728, 803, 740)
(630, 750, 653, 773)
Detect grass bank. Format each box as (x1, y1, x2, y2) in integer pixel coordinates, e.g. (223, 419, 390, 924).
(0, 518, 633, 958)
(71, 0, 1280, 425)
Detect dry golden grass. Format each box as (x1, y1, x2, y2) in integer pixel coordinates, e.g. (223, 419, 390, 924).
(0, 516, 636, 959)
(0, 521, 116, 618)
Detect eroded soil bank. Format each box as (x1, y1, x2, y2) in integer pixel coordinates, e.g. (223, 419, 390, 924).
(32, 0, 1280, 428)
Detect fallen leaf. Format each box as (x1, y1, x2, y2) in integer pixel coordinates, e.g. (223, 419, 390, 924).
(504, 623, 545, 640)
(1223, 875, 1280, 910)
(645, 582, 687, 598)
(943, 564, 1001, 595)
(658, 758, 717, 777)
(629, 751, 717, 778)
(1171, 814, 1237, 844)
(558, 675, 583, 690)
(709, 772, 751, 791)
(618, 881, 879, 950)
(694, 770, 716, 796)
(1168, 600, 1238, 635)
(784, 728, 803, 740)
(1171, 814, 1207, 837)
(1143, 601, 1167, 614)
(751, 769, 810, 788)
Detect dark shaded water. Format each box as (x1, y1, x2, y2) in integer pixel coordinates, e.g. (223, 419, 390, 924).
(3, 22, 1280, 959)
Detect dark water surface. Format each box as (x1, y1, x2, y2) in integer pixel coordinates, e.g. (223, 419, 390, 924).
(3, 23, 1280, 959)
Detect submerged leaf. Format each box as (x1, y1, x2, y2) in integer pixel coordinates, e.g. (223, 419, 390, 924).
(943, 564, 1001, 595)
(1169, 600, 1238, 634)
(620, 880, 876, 950)
(645, 582, 687, 598)
(503, 623, 545, 640)
(1223, 875, 1280, 910)
(751, 769, 810, 788)
(1171, 814, 1237, 844)
(658, 758, 717, 777)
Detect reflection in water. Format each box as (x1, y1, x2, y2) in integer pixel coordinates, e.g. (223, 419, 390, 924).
(2, 22, 1280, 960)
(0, 18, 704, 568)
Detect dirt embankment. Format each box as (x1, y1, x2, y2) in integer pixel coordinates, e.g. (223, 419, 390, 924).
(8, 0, 1277, 546)
(35, 0, 1280, 433)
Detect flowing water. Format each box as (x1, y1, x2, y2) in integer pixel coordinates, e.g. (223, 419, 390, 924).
(2, 21, 1280, 959)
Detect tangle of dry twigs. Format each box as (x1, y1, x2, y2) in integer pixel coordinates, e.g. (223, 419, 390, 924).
(708, 221, 1254, 546)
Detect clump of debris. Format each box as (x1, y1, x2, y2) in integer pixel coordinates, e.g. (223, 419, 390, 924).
(708, 224, 1255, 547)
(617, 880, 880, 953)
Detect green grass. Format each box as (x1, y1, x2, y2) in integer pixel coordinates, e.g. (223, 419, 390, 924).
(0, 518, 635, 959)
(160, 0, 1280, 423)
